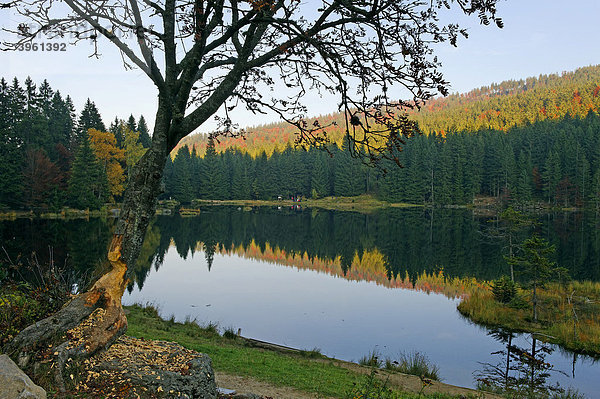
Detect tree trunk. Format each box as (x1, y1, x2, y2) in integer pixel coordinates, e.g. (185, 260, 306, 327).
(532, 282, 538, 322)
(7, 111, 172, 392)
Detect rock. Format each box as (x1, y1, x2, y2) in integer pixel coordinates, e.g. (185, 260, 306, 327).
(217, 387, 264, 399)
(117, 355, 217, 398)
(218, 393, 262, 399)
(80, 336, 217, 398)
(0, 354, 46, 399)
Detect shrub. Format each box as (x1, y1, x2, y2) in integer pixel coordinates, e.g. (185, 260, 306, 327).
(384, 351, 441, 381)
(358, 350, 382, 368)
(345, 369, 396, 399)
(299, 347, 322, 358)
(0, 249, 90, 348)
(492, 275, 517, 303)
(222, 326, 238, 339)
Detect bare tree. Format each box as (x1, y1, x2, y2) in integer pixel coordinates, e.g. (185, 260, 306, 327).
(2, 0, 502, 389)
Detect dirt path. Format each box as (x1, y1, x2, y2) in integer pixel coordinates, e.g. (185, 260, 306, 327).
(216, 372, 332, 399)
(216, 364, 502, 399)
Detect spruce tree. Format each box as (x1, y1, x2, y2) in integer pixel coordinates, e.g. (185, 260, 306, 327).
(231, 152, 252, 199)
(171, 145, 194, 203)
(0, 78, 24, 207)
(542, 151, 561, 204)
(109, 117, 126, 149)
(47, 91, 74, 158)
(76, 99, 105, 147)
(201, 136, 227, 199)
(334, 139, 365, 197)
(68, 133, 107, 209)
(137, 115, 151, 148)
(126, 114, 137, 133)
(310, 151, 330, 198)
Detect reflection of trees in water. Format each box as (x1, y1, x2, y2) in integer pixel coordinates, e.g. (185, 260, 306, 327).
(0, 218, 112, 288)
(4, 207, 596, 290)
(122, 207, 600, 290)
(476, 329, 568, 397)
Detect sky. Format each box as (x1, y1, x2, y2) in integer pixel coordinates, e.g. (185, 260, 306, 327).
(1, 0, 600, 134)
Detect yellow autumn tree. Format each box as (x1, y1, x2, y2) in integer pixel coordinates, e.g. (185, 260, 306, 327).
(88, 128, 126, 200)
(123, 124, 147, 180)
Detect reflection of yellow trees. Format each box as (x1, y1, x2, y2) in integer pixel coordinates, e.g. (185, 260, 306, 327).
(203, 240, 488, 299)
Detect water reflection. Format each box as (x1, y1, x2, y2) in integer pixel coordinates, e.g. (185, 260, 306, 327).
(122, 207, 600, 293)
(0, 217, 112, 287)
(2, 207, 600, 395)
(123, 246, 599, 396)
(476, 329, 571, 397)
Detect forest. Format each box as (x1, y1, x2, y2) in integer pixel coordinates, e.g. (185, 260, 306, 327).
(2, 65, 600, 210)
(165, 115, 600, 208)
(0, 77, 150, 211)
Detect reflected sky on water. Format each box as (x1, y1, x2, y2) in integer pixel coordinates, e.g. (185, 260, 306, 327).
(123, 246, 599, 396)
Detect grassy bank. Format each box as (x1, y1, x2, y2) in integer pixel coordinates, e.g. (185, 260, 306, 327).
(458, 280, 600, 356)
(0, 207, 114, 220)
(125, 304, 480, 399)
(190, 194, 420, 213)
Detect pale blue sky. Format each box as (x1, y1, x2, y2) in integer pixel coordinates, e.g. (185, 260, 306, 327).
(1, 1, 599, 133)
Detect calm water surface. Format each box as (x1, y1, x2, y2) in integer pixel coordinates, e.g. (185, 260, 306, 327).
(2, 207, 599, 395)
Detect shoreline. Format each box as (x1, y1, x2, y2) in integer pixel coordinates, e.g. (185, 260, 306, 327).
(1, 194, 593, 219)
(124, 304, 502, 399)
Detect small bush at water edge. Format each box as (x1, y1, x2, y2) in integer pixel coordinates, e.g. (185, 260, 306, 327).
(384, 351, 441, 381)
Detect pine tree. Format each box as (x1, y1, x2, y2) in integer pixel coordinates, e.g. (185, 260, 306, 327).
(137, 115, 151, 148)
(171, 145, 194, 203)
(126, 114, 137, 132)
(68, 133, 108, 209)
(542, 150, 561, 204)
(310, 151, 330, 198)
(76, 99, 105, 147)
(0, 78, 24, 207)
(47, 91, 74, 159)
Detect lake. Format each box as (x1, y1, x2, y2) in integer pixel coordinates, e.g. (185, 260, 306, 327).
(2, 207, 599, 395)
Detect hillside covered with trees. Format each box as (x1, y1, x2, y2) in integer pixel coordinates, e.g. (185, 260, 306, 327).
(175, 65, 600, 157)
(162, 65, 600, 208)
(165, 114, 600, 208)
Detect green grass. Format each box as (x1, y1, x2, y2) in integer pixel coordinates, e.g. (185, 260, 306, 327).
(126, 304, 358, 398)
(125, 304, 471, 399)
